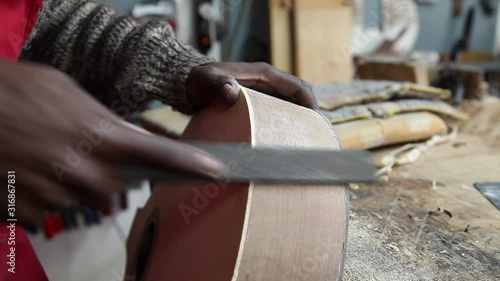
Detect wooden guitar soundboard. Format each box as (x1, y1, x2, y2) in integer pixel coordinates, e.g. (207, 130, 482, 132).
(126, 87, 349, 281)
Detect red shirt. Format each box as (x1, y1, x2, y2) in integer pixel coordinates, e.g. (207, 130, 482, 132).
(0, 1, 49, 280)
(0, 0, 42, 60)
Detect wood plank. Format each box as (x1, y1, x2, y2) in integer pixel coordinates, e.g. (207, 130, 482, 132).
(293, 7, 353, 83)
(357, 60, 429, 86)
(441, 51, 495, 63)
(269, 1, 293, 73)
(140, 106, 190, 139)
(294, 0, 345, 9)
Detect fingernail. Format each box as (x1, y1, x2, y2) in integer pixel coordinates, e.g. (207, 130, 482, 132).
(195, 152, 227, 178)
(221, 84, 240, 105)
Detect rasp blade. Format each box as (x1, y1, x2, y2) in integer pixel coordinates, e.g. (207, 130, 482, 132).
(117, 143, 377, 184)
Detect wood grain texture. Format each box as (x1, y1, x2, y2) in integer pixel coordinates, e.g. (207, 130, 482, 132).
(126, 87, 348, 281)
(233, 89, 348, 281)
(293, 7, 353, 83)
(270, 4, 293, 73)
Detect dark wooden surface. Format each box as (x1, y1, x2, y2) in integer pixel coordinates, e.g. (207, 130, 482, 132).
(344, 98, 500, 280)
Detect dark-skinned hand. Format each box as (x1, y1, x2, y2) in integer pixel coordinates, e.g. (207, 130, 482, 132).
(186, 62, 318, 110)
(0, 60, 225, 230)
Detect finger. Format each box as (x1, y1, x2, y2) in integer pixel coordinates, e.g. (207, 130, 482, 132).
(237, 63, 319, 109)
(17, 172, 78, 211)
(220, 81, 240, 105)
(112, 127, 226, 178)
(292, 79, 318, 109)
(187, 66, 241, 107)
(64, 159, 125, 210)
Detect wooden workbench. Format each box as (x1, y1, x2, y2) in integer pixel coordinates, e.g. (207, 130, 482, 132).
(344, 97, 500, 280)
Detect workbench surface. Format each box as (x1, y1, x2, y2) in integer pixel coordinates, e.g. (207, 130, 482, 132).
(344, 98, 500, 280)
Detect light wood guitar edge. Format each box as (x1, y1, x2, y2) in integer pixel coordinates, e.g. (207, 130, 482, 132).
(231, 87, 349, 281)
(315, 101, 350, 281)
(231, 88, 256, 281)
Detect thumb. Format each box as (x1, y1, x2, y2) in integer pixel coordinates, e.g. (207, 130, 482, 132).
(186, 65, 241, 108)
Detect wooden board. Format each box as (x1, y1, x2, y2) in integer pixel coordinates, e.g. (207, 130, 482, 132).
(294, 0, 345, 9)
(356, 60, 429, 86)
(293, 7, 353, 83)
(441, 51, 495, 63)
(140, 106, 190, 139)
(127, 87, 349, 281)
(269, 0, 348, 75)
(270, 0, 294, 73)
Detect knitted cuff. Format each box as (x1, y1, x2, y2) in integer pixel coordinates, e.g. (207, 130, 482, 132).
(113, 21, 215, 115)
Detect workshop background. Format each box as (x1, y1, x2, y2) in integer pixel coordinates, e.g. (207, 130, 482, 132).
(28, 0, 500, 280)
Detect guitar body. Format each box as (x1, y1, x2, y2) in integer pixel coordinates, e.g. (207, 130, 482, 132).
(126, 87, 348, 281)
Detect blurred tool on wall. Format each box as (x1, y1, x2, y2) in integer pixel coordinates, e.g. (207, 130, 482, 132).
(130, 0, 225, 61)
(132, 0, 176, 29)
(195, 0, 226, 59)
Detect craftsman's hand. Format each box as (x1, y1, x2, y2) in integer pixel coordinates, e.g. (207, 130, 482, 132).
(0, 60, 225, 230)
(186, 62, 318, 110)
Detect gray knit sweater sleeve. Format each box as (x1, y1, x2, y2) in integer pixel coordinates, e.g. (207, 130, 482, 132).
(20, 0, 215, 114)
